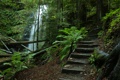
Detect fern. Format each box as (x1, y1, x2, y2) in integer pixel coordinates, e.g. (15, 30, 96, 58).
(1, 52, 34, 80)
(102, 8, 120, 21)
(101, 8, 120, 45)
(42, 26, 87, 61)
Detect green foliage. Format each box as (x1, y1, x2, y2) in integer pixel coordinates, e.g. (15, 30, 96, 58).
(1, 52, 34, 80)
(110, 0, 120, 8)
(101, 8, 120, 47)
(0, 0, 39, 40)
(97, 30, 104, 38)
(89, 49, 107, 70)
(89, 49, 103, 72)
(0, 70, 3, 77)
(0, 50, 7, 54)
(102, 8, 120, 27)
(87, 7, 96, 18)
(24, 53, 35, 67)
(41, 44, 60, 62)
(102, 8, 120, 30)
(54, 27, 87, 60)
(89, 49, 101, 66)
(21, 0, 39, 9)
(43, 26, 87, 61)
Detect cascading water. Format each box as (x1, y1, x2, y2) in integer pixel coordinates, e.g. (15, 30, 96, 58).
(28, 5, 47, 51)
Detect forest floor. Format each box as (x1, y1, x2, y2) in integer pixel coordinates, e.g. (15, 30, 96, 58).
(15, 39, 104, 80)
(15, 58, 97, 80)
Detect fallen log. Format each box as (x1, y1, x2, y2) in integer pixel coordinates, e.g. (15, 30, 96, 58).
(7, 40, 47, 45)
(0, 54, 12, 57)
(0, 40, 11, 51)
(8, 37, 32, 52)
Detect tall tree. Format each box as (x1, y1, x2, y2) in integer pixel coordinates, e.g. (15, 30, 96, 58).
(96, 0, 103, 28)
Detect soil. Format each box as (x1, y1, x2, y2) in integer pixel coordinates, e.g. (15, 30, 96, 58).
(14, 58, 97, 80)
(15, 58, 62, 80)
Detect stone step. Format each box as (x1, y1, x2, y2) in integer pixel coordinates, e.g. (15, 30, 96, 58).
(62, 64, 86, 74)
(67, 58, 89, 64)
(77, 44, 98, 48)
(71, 53, 91, 58)
(78, 41, 94, 44)
(59, 73, 85, 80)
(74, 48, 94, 53)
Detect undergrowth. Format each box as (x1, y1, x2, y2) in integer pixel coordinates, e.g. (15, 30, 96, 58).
(0, 52, 35, 80)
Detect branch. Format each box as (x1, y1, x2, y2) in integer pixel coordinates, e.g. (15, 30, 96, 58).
(0, 48, 12, 54)
(0, 40, 10, 51)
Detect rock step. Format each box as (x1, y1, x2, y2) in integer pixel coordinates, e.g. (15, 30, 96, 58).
(62, 64, 86, 73)
(67, 58, 89, 64)
(71, 53, 91, 58)
(77, 44, 98, 48)
(78, 41, 94, 44)
(74, 48, 94, 53)
(59, 73, 85, 80)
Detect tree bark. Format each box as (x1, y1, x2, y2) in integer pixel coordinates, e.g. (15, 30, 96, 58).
(108, 54, 120, 80)
(97, 42, 120, 80)
(96, 0, 103, 28)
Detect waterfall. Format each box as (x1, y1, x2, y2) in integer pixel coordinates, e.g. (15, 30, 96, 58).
(28, 5, 47, 51)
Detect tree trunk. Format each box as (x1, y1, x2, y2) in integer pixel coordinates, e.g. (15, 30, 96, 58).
(108, 55, 120, 80)
(37, 5, 40, 50)
(76, 0, 79, 27)
(97, 42, 120, 80)
(96, 0, 103, 28)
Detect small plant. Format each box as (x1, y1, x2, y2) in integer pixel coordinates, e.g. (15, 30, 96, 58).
(89, 49, 107, 71)
(89, 50, 100, 65)
(1, 52, 34, 80)
(24, 53, 35, 67)
(89, 49, 101, 72)
(97, 30, 104, 38)
(0, 71, 3, 78)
